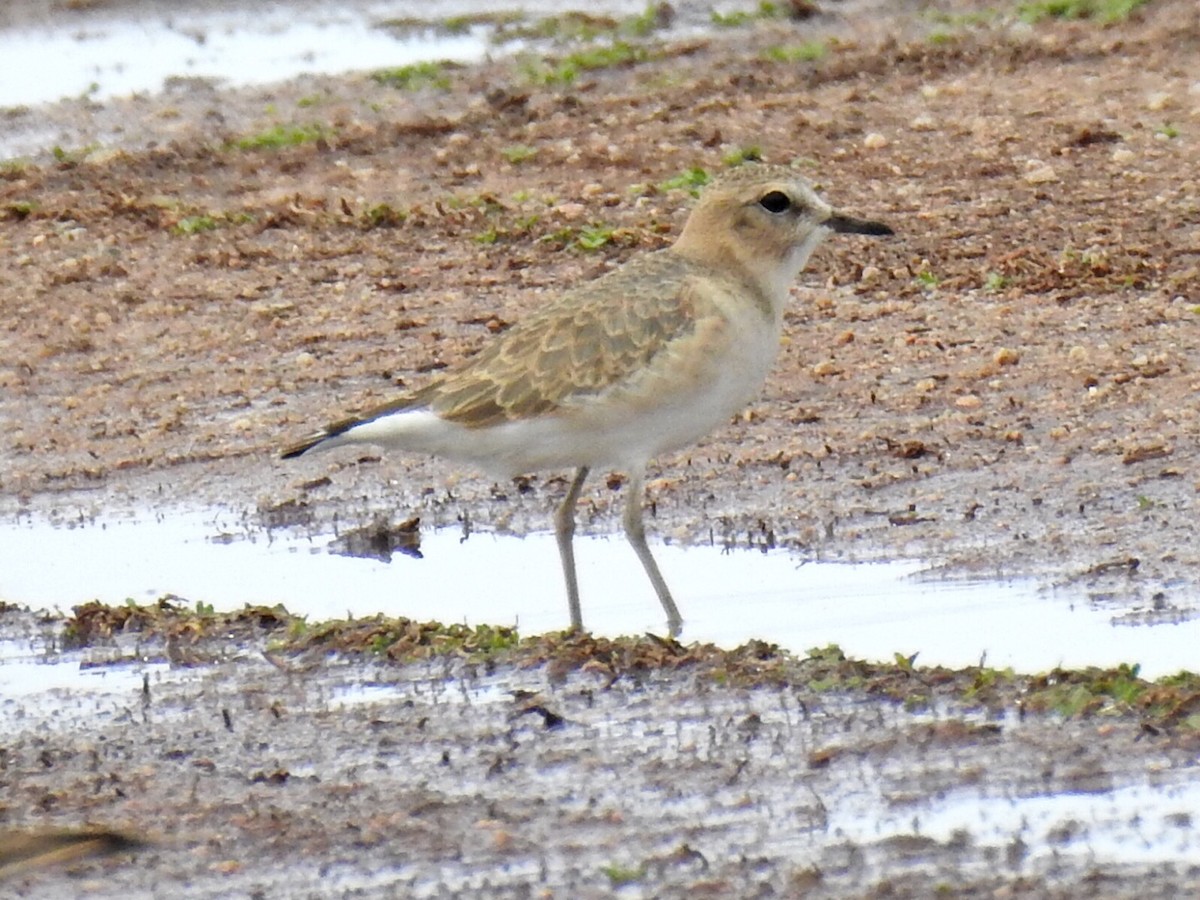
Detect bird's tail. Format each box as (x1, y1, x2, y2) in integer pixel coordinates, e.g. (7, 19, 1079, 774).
(280, 431, 331, 459)
(282, 395, 424, 460)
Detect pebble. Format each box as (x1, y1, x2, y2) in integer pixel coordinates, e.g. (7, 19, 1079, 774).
(863, 132, 889, 150)
(1146, 91, 1172, 111)
(1023, 163, 1058, 185)
(994, 347, 1020, 366)
(955, 395, 982, 409)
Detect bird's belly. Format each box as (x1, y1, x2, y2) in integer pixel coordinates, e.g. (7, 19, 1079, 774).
(344, 315, 781, 479)
(471, 333, 776, 476)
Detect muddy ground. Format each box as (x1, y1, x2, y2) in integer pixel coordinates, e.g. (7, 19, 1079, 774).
(2, 0, 1200, 894)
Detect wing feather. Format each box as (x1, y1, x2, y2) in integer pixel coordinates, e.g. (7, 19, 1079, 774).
(291, 250, 721, 444)
(420, 251, 706, 427)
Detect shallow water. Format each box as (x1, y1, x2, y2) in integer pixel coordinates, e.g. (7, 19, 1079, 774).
(0, 0, 671, 110)
(1, 509, 1194, 677)
(0, 5, 495, 108)
(831, 772, 1200, 866)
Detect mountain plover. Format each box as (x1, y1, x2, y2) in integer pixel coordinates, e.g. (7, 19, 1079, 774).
(283, 164, 892, 635)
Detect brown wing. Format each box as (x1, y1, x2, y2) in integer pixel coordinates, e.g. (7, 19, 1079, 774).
(410, 251, 704, 428)
(281, 250, 710, 455)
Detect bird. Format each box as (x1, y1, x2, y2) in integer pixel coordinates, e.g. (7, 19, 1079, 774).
(282, 163, 893, 636)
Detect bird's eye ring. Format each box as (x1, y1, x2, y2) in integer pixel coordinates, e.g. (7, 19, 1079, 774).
(758, 191, 792, 214)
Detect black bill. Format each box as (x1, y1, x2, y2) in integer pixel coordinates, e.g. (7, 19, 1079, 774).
(826, 214, 894, 236)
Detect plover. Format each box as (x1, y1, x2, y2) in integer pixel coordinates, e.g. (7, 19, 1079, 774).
(282, 164, 892, 635)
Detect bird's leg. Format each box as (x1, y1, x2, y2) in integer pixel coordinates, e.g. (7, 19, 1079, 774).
(554, 466, 590, 632)
(622, 469, 684, 637)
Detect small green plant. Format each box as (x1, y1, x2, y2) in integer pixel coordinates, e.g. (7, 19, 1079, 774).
(600, 864, 646, 886)
(962, 666, 1016, 701)
(762, 40, 827, 63)
(925, 8, 1001, 26)
(4, 200, 36, 219)
(470, 624, 522, 653)
(231, 123, 325, 151)
(983, 271, 1010, 292)
(378, 11, 525, 38)
(436, 16, 474, 35)
(711, 0, 784, 27)
(285, 617, 309, 640)
(515, 214, 541, 232)
(658, 166, 711, 194)
(173, 215, 219, 236)
(371, 60, 462, 91)
(495, 11, 619, 43)
(1155, 123, 1179, 139)
(362, 203, 407, 228)
(620, 2, 672, 37)
(806, 644, 847, 663)
(577, 224, 616, 250)
(711, 8, 752, 26)
(523, 41, 650, 86)
(0, 158, 31, 178)
(473, 214, 541, 246)
(296, 94, 323, 108)
(50, 143, 100, 164)
(722, 146, 763, 167)
(498, 4, 672, 44)
(501, 144, 538, 164)
(916, 269, 940, 289)
(1016, 0, 1150, 23)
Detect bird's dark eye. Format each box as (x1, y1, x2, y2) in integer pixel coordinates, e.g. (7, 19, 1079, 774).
(758, 191, 792, 214)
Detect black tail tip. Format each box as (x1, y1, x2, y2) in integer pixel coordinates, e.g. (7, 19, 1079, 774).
(280, 435, 323, 459)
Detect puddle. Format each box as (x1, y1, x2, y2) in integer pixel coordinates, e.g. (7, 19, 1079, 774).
(1, 509, 1196, 677)
(830, 774, 1200, 866)
(0, 651, 163, 699)
(0, 7, 495, 109)
(0, 633, 173, 734)
(0, 0, 697, 111)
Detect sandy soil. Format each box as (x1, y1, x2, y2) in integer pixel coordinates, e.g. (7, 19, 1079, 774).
(2, 0, 1200, 894)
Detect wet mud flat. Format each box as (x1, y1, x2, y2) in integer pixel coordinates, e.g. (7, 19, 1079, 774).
(2, 0, 1199, 608)
(5, 605, 1200, 898)
(3, 0, 1200, 894)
